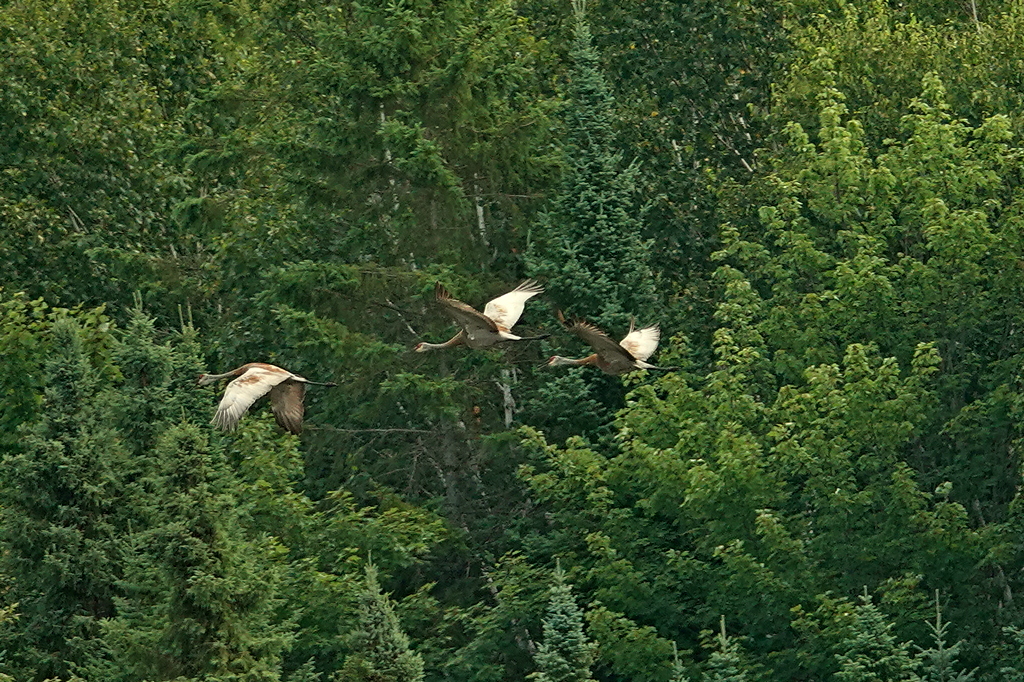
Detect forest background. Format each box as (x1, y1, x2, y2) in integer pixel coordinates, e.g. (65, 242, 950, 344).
(5, 0, 1024, 678)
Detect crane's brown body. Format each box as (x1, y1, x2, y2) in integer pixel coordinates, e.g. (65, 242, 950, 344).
(416, 280, 548, 352)
(197, 362, 336, 435)
(548, 315, 675, 376)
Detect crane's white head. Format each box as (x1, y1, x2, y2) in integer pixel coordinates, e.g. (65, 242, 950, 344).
(546, 355, 573, 367)
(413, 342, 429, 353)
(196, 373, 219, 387)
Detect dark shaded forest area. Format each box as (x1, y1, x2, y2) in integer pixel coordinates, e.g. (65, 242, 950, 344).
(4, 0, 1024, 678)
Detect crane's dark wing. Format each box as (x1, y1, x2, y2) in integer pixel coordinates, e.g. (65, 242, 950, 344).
(565, 318, 637, 364)
(435, 282, 499, 334)
(269, 380, 306, 435)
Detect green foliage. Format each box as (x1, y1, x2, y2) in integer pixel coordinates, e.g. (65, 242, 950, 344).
(589, 0, 783, 334)
(521, 3, 661, 443)
(10, 0, 1024, 679)
(529, 564, 595, 682)
(585, 604, 676, 681)
(336, 563, 424, 682)
(732, 63, 1024, 530)
(435, 552, 553, 682)
(0, 0, 242, 310)
(0, 292, 113, 452)
(670, 643, 693, 682)
(916, 593, 975, 682)
(0, 318, 126, 681)
(702, 618, 750, 682)
(232, 0, 557, 271)
(999, 627, 1024, 682)
(778, 3, 1024, 147)
(110, 307, 207, 457)
(525, 3, 657, 331)
(98, 422, 290, 681)
(833, 593, 920, 682)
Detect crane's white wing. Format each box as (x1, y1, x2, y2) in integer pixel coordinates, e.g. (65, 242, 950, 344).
(483, 280, 544, 329)
(213, 366, 293, 431)
(619, 323, 660, 362)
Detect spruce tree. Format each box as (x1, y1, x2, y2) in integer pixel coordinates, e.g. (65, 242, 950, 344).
(834, 594, 921, 682)
(702, 618, 749, 682)
(670, 642, 692, 682)
(336, 562, 424, 682)
(521, 0, 659, 442)
(529, 564, 596, 682)
(0, 318, 126, 681)
(916, 593, 975, 682)
(525, 0, 658, 331)
(94, 423, 289, 681)
(109, 307, 206, 459)
(1001, 627, 1024, 682)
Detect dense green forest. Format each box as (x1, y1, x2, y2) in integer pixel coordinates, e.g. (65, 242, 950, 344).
(7, 0, 1024, 678)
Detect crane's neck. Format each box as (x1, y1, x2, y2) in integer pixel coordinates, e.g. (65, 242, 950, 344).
(416, 333, 465, 352)
(548, 354, 599, 367)
(197, 369, 243, 386)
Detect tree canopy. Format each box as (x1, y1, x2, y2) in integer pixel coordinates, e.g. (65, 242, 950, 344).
(4, 0, 1024, 679)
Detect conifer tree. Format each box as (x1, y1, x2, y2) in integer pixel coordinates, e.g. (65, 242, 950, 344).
(1000, 627, 1024, 682)
(336, 562, 424, 682)
(702, 617, 749, 682)
(670, 642, 692, 682)
(917, 593, 975, 682)
(529, 564, 596, 682)
(240, 0, 553, 270)
(95, 423, 289, 681)
(110, 307, 203, 456)
(521, 0, 659, 442)
(0, 295, 109, 453)
(834, 594, 921, 682)
(0, 318, 126, 680)
(525, 0, 657, 332)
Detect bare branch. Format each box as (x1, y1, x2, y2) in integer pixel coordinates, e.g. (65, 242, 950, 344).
(381, 298, 421, 337)
(308, 425, 434, 434)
